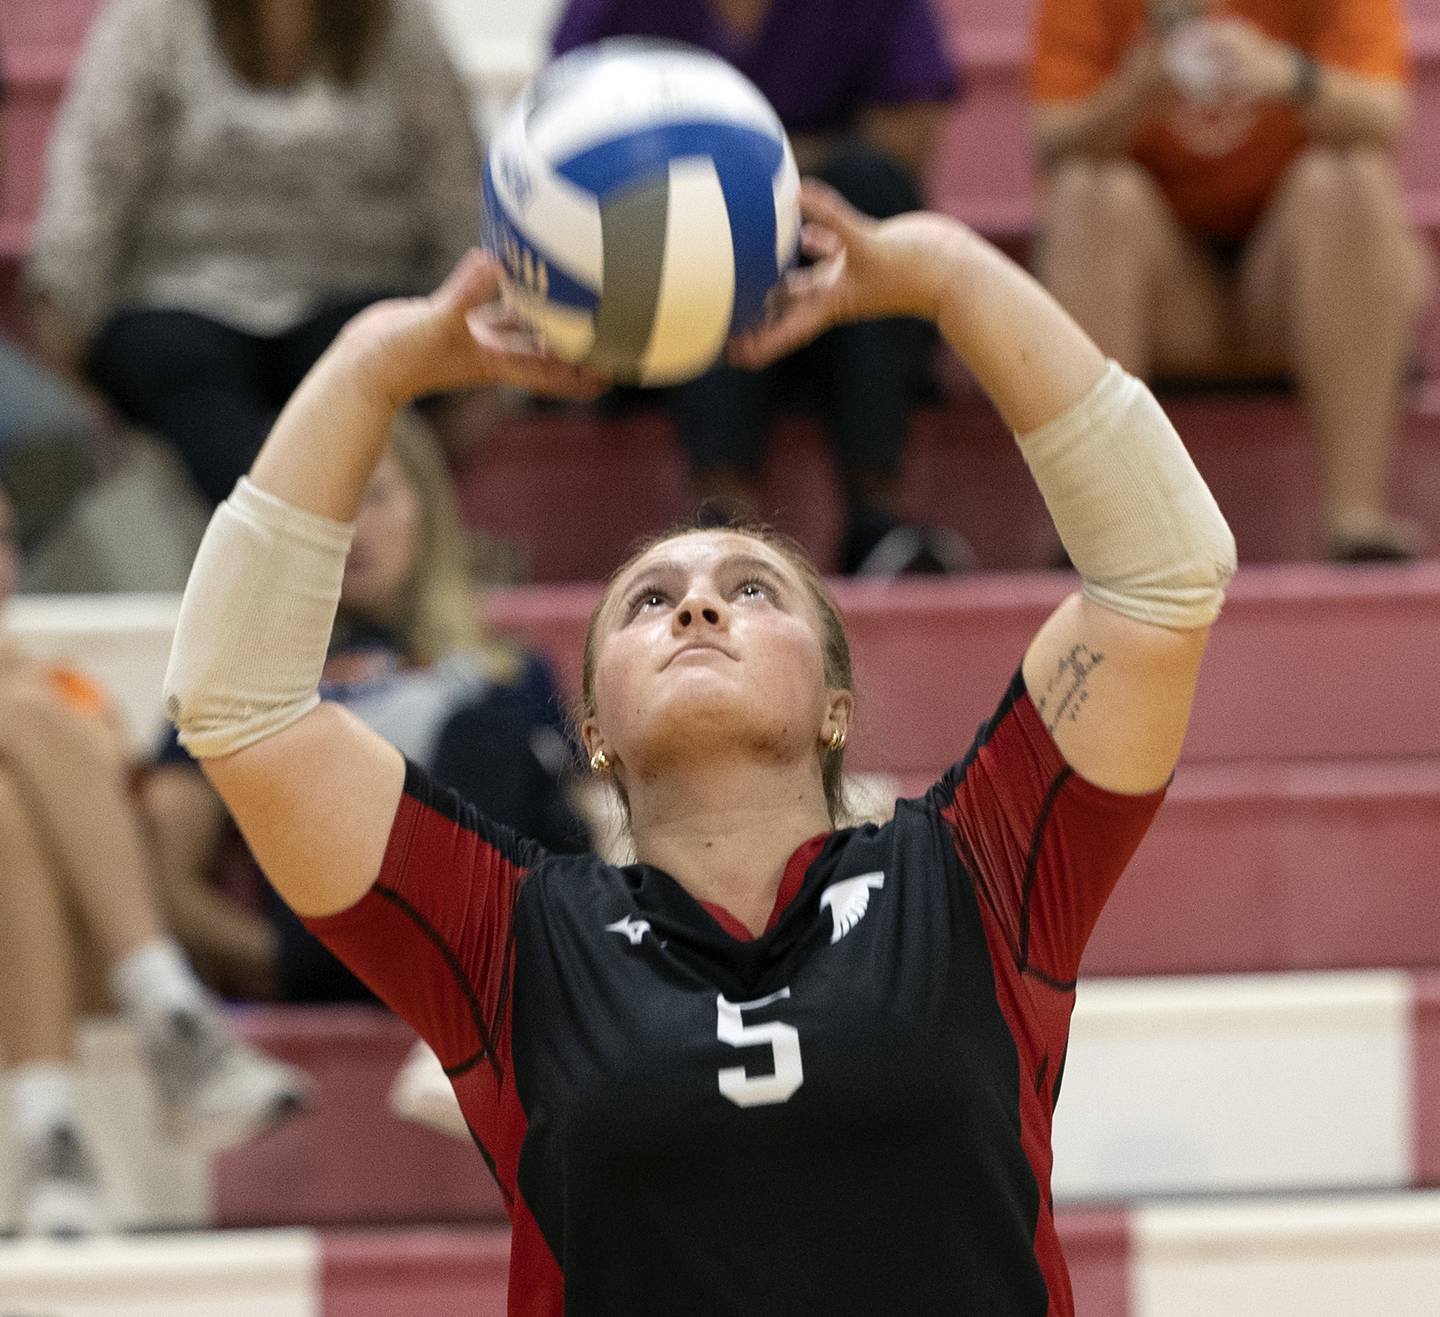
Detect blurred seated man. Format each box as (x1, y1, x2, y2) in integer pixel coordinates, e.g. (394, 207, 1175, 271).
(1032, 0, 1435, 561)
(551, 0, 972, 575)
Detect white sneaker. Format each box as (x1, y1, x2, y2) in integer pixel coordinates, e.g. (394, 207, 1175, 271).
(18, 1124, 110, 1238)
(147, 1007, 310, 1152)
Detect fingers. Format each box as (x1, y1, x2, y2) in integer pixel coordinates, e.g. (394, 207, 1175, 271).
(435, 249, 503, 315)
(800, 223, 843, 263)
(465, 305, 609, 398)
(727, 297, 834, 370)
(798, 179, 869, 237)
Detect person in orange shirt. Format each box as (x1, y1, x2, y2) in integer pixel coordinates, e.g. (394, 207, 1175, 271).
(0, 483, 307, 1237)
(1031, 0, 1434, 560)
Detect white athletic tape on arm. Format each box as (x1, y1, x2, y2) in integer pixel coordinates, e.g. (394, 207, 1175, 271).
(1017, 362, 1237, 629)
(163, 477, 354, 759)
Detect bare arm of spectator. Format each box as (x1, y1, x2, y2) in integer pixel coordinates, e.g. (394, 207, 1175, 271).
(141, 766, 279, 999)
(1032, 38, 1172, 166)
(26, 0, 174, 363)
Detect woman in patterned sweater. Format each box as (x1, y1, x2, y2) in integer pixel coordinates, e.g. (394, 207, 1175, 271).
(28, 0, 481, 507)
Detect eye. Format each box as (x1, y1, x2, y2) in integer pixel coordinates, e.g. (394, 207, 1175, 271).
(626, 585, 669, 617)
(736, 576, 777, 602)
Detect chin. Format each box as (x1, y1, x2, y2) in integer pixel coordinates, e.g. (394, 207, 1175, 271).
(627, 681, 800, 768)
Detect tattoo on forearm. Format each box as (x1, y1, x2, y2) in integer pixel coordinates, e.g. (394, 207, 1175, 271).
(1035, 645, 1106, 734)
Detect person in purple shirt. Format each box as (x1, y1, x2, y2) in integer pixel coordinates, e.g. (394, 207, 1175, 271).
(552, 0, 969, 575)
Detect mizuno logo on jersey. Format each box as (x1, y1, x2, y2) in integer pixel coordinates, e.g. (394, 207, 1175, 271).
(605, 914, 651, 946)
(820, 872, 885, 944)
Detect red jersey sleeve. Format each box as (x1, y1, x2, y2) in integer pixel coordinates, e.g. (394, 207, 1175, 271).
(931, 671, 1165, 987)
(301, 758, 541, 1076)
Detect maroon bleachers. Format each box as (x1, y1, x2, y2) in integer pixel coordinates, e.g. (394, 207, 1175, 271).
(458, 382, 1440, 578)
(218, 1007, 504, 1229)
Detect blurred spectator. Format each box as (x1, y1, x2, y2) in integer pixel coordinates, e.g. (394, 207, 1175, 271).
(0, 35, 100, 563)
(551, 0, 973, 576)
(142, 414, 588, 1004)
(1032, 0, 1435, 562)
(0, 483, 307, 1238)
(27, 0, 481, 509)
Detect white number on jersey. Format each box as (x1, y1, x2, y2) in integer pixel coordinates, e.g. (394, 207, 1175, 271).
(716, 988, 804, 1108)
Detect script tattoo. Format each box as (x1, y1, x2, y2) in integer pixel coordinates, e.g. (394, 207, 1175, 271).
(1035, 645, 1106, 734)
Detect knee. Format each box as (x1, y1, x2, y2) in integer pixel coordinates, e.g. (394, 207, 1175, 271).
(0, 681, 119, 772)
(1279, 148, 1355, 224)
(1047, 158, 1163, 239)
(816, 141, 923, 218)
(1283, 147, 1428, 303)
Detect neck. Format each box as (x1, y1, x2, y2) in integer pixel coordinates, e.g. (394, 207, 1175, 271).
(627, 756, 832, 938)
(252, 0, 318, 86)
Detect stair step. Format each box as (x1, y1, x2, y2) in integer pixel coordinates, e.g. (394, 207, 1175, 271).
(6, 1194, 1440, 1316)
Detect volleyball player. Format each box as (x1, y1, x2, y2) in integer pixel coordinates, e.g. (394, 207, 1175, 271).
(163, 183, 1236, 1314)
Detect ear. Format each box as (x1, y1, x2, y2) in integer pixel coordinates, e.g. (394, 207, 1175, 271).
(580, 717, 604, 763)
(821, 689, 854, 746)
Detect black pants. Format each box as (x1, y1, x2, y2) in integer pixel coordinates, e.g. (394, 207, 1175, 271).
(671, 142, 934, 505)
(89, 295, 391, 506)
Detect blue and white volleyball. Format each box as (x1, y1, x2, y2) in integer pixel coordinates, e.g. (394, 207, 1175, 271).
(483, 40, 801, 386)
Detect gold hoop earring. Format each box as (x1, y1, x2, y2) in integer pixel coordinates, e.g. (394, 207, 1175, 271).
(828, 729, 845, 753)
(590, 749, 610, 774)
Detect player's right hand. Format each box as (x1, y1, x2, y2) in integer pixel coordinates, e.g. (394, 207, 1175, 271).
(336, 250, 610, 409)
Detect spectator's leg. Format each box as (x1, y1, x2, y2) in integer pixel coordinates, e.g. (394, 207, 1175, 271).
(1242, 146, 1435, 558)
(810, 143, 937, 570)
(0, 681, 164, 969)
(0, 765, 78, 1068)
(1039, 158, 1236, 379)
(89, 310, 274, 506)
(670, 361, 771, 518)
(0, 764, 110, 1234)
(0, 681, 309, 1141)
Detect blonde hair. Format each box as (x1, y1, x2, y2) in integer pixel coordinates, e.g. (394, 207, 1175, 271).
(357, 411, 523, 684)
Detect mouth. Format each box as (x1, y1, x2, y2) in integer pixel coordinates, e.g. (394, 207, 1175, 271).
(662, 641, 736, 669)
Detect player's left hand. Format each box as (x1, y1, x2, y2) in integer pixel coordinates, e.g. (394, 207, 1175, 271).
(728, 181, 971, 370)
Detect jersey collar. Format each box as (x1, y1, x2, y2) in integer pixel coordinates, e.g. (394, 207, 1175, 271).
(697, 832, 830, 943)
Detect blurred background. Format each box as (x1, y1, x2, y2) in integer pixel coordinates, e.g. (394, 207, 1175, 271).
(0, 0, 1438, 1313)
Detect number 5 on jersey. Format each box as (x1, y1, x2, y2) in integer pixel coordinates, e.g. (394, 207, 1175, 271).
(716, 988, 803, 1108)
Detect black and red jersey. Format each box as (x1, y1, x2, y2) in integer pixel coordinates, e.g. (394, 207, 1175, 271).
(303, 670, 1163, 1316)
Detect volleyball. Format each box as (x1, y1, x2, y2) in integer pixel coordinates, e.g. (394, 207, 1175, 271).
(482, 39, 801, 386)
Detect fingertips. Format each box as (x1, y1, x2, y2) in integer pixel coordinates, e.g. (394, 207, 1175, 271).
(799, 223, 842, 261)
(443, 249, 503, 310)
(798, 178, 854, 230)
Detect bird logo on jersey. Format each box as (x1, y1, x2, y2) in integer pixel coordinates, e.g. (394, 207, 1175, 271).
(820, 872, 885, 944)
(605, 915, 651, 946)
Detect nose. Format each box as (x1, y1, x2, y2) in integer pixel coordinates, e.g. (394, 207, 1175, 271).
(673, 585, 726, 633)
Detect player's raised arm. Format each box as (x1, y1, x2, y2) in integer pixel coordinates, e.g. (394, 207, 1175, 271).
(733, 184, 1236, 794)
(163, 253, 605, 917)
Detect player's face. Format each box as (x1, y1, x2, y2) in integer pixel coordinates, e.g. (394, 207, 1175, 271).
(342, 453, 421, 620)
(588, 531, 836, 775)
(0, 487, 17, 613)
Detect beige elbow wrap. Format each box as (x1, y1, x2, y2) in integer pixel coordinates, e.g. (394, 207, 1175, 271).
(1017, 363, 1238, 629)
(163, 478, 353, 759)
